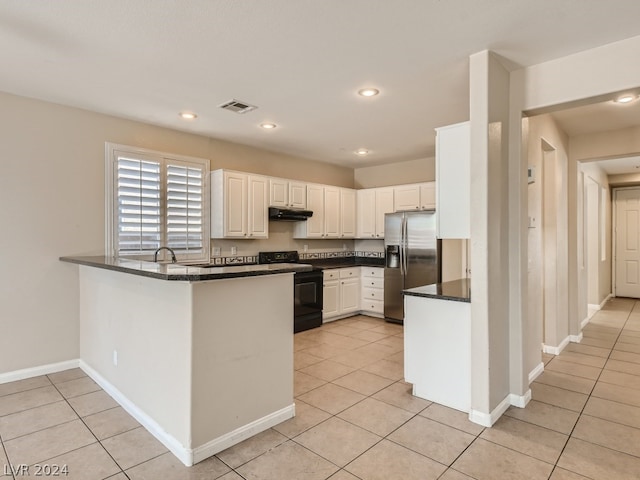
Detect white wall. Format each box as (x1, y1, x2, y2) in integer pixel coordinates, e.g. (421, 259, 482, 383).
(469, 51, 512, 419)
(526, 114, 570, 351)
(0, 91, 353, 376)
(580, 163, 611, 307)
(509, 34, 640, 391)
(354, 157, 435, 188)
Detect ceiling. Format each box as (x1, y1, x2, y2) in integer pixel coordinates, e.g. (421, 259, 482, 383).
(1, 1, 640, 168)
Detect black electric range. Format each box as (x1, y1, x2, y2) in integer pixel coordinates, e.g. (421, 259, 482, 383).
(258, 251, 323, 333)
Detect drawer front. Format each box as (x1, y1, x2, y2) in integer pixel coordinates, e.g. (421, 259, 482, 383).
(362, 287, 384, 301)
(362, 298, 384, 313)
(339, 267, 360, 279)
(362, 267, 384, 278)
(323, 270, 339, 280)
(362, 277, 384, 289)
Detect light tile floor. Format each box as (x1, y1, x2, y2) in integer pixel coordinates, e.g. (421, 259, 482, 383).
(2, 298, 640, 479)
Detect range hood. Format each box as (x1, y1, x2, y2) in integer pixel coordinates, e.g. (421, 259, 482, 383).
(268, 207, 313, 221)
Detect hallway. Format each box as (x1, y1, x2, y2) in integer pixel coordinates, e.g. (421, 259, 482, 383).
(509, 296, 640, 479)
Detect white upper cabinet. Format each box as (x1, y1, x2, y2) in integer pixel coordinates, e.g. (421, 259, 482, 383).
(420, 182, 436, 210)
(394, 184, 421, 211)
(323, 186, 340, 238)
(269, 178, 307, 209)
(294, 185, 355, 239)
(375, 187, 395, 238)
(247, 175, 269, 238)
(295, 184, 336, 238)
(357, 187, 394, 238)
(436, 121, 470, 238)
(393, 182, 436, 211)
(340, 188, 357, 238)
(211, 170, 268, 239)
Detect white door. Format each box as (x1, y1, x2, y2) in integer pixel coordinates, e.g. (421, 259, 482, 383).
(615, 188, 640, 298)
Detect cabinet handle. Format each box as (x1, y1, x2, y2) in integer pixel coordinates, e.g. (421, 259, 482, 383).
(416, 206, 419, 209)
(341, 281, 344, 285)
(371, 293, 374, 296)
(371, 234, 375, 238)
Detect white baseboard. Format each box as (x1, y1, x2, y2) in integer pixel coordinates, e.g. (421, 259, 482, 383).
(509, 389, 532, 408)
(0, 359, 80, 385)
(569, 333, 583, 343)
(192, 404, 295, 464)
(581, 315, 591, 329)
(528, 362, 545, 384)
(542, 335, 570, 355)
(79, 361, 194, 466)
(468, 388, 532, 427)
(468, 395, 511, 427)
(587, 303, 602, 312)
(79, 360, 295, 467)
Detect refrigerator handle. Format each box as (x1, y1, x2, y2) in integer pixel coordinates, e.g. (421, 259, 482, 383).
(401, 215, 407, 276)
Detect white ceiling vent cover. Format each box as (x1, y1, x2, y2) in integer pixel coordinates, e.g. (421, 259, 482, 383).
(218, 99, 258, 114)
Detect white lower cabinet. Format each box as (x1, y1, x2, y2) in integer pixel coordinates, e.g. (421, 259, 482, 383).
(360, 267, 384, 316)
(322, 267, 361, 322)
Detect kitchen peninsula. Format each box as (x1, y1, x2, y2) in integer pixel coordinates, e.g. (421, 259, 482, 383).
(60, 256, 306, 466)
(403, 279, 471, 413)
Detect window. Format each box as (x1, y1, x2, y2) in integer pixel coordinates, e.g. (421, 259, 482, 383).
(106, 143, 209, 262)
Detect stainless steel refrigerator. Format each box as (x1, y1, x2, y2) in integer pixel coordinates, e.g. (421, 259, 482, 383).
(384, 211, 441, 323)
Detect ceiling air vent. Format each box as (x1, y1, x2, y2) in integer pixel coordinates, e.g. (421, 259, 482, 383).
(218, 99, 258, 114)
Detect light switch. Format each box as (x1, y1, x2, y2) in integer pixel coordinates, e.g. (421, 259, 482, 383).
(528, 216, 536, 228)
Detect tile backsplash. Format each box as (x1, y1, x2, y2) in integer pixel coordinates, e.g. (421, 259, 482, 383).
(211, 250, 383, 265)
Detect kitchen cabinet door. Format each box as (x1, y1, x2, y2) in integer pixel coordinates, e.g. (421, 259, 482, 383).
(211, 170, 247, 238)
(420, 182, 436, 210)
(269, 178, 288, 207)
(304, 184, 325, 238)
(340, 188, 357, 238)
(394, 184, 420, 211)
(436, 121, 470, 238)
(340, 277, 361, 314)
(247, 175, 268, 238)
(289, 182, 307, 209)
(323, 279, 340, 320)
(323, 186, 340, 238)
(357, 189, 376, 238)
(375, 187, 395, 238)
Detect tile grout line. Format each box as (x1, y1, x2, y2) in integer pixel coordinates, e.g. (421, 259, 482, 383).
(546, 301, 636, 478)
(46, 376, 132, 479)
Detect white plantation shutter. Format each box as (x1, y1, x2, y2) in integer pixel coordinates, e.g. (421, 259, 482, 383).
(108, 144, 209, 262)
(116, 157, 162, 253)
(166, 162, 205, 254)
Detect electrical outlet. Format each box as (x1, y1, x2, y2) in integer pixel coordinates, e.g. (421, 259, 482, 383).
(113, 350, 118, 366)
(213, 247, 221, 256)
(303, 244, 308, 252)
(231, 246, 237, 256)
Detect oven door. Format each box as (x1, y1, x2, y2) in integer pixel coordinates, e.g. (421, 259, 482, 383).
(294, 270, 323, 332)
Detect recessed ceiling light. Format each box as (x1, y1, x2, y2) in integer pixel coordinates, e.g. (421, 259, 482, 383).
(179, 112, 197, 119)
(614, 94, 638, 104)
(358, 88, 380, 97)
(355, 148, 369, 156)
(260, 123, 277, 129)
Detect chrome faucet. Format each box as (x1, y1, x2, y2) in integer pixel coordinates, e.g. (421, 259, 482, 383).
(153, 247, 177, 263)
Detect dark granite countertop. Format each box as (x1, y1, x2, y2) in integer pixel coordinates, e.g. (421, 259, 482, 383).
(307, 257, 385, 270)
(403, 278, 471, 303)
(60, 256, 311, 281)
